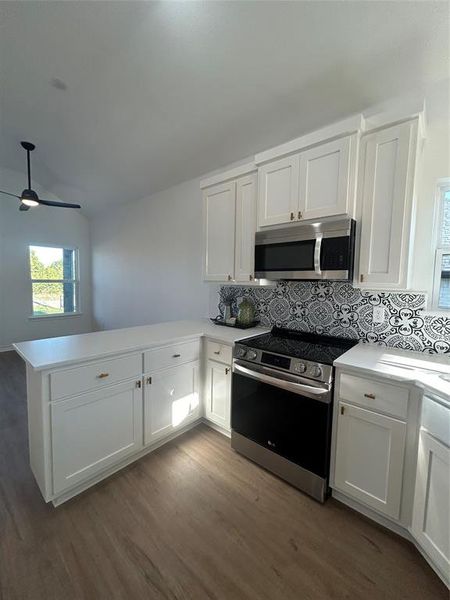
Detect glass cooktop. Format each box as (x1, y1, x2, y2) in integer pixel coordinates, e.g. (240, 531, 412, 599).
(239, 327, 359, 365)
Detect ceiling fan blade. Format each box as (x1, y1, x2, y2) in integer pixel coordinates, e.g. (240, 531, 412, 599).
(0, 189, 21, 199)
(37, 199, 81, 209)
(19, 203, 30, 211)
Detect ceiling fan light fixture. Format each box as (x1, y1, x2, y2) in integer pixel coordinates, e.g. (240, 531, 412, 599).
(20, 189, 39, 207)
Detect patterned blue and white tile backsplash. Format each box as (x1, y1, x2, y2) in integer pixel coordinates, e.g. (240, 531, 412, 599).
(218, 282, 450, 355)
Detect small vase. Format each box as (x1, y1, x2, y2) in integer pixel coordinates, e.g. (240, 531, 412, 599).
(237, 297, 255, 326)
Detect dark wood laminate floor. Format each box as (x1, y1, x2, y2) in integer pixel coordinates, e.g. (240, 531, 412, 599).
(0, 351, 446, 600)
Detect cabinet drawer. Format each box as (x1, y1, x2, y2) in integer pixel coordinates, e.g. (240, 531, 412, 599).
(205, 340, 232, 365)
(338, 373, 408, 420)
(50, 353, 142, 401)
(144, 340, 200, 373)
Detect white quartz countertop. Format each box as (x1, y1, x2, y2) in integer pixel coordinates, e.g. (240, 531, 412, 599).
(335, 343, 450, 401)
(13, 319, 270, 371)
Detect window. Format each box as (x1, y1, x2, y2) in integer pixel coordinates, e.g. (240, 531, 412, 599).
(432, 183, 450, 310)
(29, 245, 79, 316)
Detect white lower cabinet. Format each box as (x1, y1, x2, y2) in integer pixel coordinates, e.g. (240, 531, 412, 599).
(334, 401, 407, 519)
(51, 379, 143, 495)
(205, 359, 231, 430)
(412, 430, 450, 583)
(144, 361, 200, 445)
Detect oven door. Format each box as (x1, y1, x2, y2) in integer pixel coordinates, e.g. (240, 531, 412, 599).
(231, 361, 333, 479)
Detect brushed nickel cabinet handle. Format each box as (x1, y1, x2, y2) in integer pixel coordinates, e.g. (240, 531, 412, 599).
(225, 367, 230, 375)
(172, 354, 181, 358)
(136, 380, 142, 389)
(360, 274, 364, 283)
(340, 405, 345, 415)
(290, 212, 294, 221)
(249, 274, 253, 281)
(97, 372, 109, 379)
(298, 211, 302, 220)
(227, 274, 232, 281)
(364, 393, 376, 400)
(146, 376, 152, 385)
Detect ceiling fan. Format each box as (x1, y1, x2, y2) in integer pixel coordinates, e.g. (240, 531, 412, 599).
(0, 141, 81, 211)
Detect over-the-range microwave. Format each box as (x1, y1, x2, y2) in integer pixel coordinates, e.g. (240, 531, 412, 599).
(254, 217, 356, 281)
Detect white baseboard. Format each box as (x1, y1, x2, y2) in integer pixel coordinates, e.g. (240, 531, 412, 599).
(332, 489, 449, 589)
(332, 489, 410, 540)
(201, 417, 231, 438)
(52, 419, 201, 506)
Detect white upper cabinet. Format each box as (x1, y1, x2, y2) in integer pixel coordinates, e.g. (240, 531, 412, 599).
(257, 134, 357, 228)
(235, 173, 257, 282)
(203, 180, 236, 282)
(299, 135, 355, 220)
(202, 165, 257, 283)
(358, 118, 419, 289)
(258, 155, 299, 227)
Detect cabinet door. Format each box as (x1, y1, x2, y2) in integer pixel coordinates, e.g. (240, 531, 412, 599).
(144, 362, 200, 445)
(234, 173, 257, 282)
(258, 155, 299, 227)
(205, 359, 231, 430)
(358, 119, 418, 288)
(412, 430, 450, 582)
(299, 136, 353, 220)
(203, 181, 236, 281)
(334, 402, 407, 519)
(51, 379, 143, 495)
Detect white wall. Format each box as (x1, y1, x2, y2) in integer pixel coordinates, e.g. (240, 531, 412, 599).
(91, 87, 449, 332)
(91, 177, 212, 331)
(0, 167, 92, 348)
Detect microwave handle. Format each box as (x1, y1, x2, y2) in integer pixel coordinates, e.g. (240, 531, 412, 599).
(314, 234, 323, 275)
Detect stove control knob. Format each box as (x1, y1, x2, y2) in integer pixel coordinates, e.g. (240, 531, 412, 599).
(296, 362, 307, 373)
(246, 350, 258, 361)
(235, 347, 247, 359)
(312, 366, 322, 378)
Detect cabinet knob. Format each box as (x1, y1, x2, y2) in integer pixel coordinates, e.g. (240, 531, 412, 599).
(97, 372, 109, 379)
(364, 393, 376, 400)
(290, 212, 294, 221)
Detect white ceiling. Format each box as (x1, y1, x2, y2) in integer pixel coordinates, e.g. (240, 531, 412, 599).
(0, 1, 448, 215)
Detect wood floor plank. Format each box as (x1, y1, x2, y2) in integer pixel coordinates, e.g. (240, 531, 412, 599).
(0, 351, 446, 600)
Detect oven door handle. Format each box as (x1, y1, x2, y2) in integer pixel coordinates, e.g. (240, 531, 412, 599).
(232, 362, 331, 403)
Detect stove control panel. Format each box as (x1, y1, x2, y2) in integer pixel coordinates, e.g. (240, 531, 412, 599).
(233, 344, 333, 384)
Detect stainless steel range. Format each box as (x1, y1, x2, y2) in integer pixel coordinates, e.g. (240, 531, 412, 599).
(231, 327, 358, 502)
